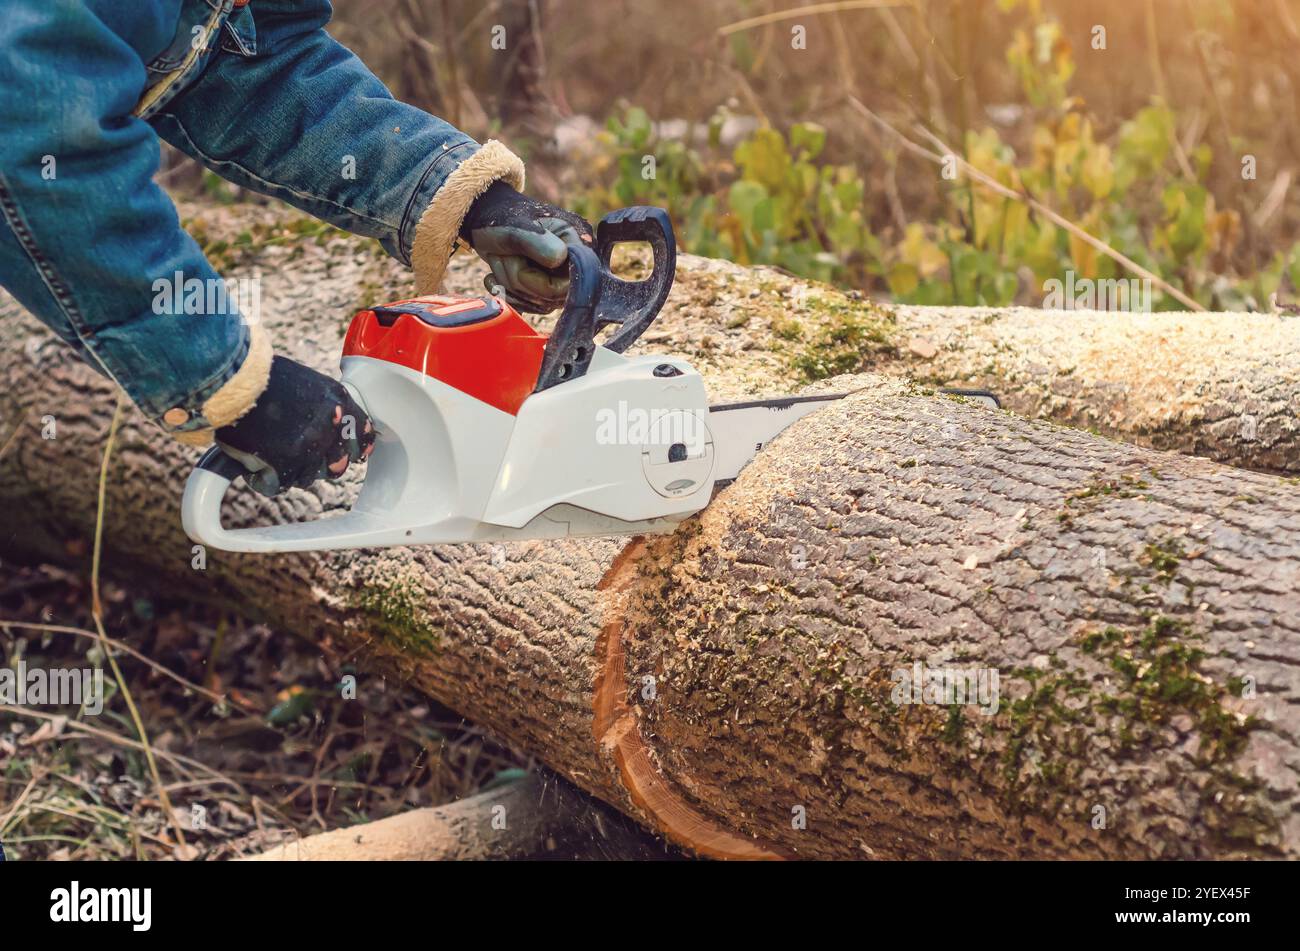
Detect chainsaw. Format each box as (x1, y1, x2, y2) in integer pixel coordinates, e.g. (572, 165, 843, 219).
(182, 206, 994, 554)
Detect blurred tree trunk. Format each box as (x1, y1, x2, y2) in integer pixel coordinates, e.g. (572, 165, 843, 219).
(245, 770, 677, 860)
(886, 305, 1300, 475)
(496, 0, 559, 141)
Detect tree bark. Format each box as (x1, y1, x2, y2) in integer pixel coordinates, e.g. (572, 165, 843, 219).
(1, 210, 1296, 858)
(498, 243, 1300, 474)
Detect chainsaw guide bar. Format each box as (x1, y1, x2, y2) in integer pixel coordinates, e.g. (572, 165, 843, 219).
(707, 394, 849, 486)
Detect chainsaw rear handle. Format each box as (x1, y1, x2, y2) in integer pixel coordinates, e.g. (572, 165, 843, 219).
(184, 441, 412, 553)
(185, 446, 351, 552)
(182, 375, 401, 553)
(534, 206, 676, 392)
(184, 446, 275, 552)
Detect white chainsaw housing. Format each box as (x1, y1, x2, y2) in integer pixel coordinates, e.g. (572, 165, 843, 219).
(182, 346, 716, 553)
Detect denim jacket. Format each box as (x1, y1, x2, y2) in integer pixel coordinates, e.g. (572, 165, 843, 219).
(0, 0, 524, 444)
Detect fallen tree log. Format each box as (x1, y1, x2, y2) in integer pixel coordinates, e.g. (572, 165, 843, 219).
(1, 207, 1297, 858)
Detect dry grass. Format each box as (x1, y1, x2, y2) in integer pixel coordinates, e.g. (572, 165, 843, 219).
(0, 560, 528, 860)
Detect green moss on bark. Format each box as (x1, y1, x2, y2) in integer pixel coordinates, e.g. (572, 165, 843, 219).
(352, 571, 442, 656)
(788, 295, 897, 382)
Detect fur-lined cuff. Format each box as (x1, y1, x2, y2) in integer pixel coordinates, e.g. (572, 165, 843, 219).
(410, 140, 525, 294)
(172, 323, 274, 447)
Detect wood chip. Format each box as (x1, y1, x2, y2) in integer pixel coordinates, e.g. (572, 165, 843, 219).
(908, 336, 939, 359)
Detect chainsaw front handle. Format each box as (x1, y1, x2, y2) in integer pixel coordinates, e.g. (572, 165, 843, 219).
(534, 206, 677, 393)
(592, 206, 676, 353)
(533, 241, 603, 392)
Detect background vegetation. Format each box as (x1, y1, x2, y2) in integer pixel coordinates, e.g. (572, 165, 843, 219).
(323, 0, 1300, 310)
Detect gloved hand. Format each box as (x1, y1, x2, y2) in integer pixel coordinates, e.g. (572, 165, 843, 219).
(215, 356, 376, 497)
(459, 181, 594, 313)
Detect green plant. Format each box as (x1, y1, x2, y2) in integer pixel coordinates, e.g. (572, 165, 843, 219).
(576, 107, 883, 288)
(571, 3, 1300, 313)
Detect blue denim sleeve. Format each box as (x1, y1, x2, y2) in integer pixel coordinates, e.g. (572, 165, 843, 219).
(0, 1, 256, 434)
(152, 0, 481, 266)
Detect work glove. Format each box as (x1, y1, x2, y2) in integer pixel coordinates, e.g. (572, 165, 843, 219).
(459, 181, 594, 313)
(215, 356, 376, 497)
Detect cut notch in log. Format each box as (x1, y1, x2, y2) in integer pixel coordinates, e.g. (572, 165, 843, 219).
(592, 538, 786, 860)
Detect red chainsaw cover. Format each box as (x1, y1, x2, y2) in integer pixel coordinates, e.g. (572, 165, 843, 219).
(342, 295, 548, 416)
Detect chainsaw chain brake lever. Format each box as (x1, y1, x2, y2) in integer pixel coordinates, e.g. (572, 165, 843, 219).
(534, 206, 677, 393)
(591, 206, 677, 352)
